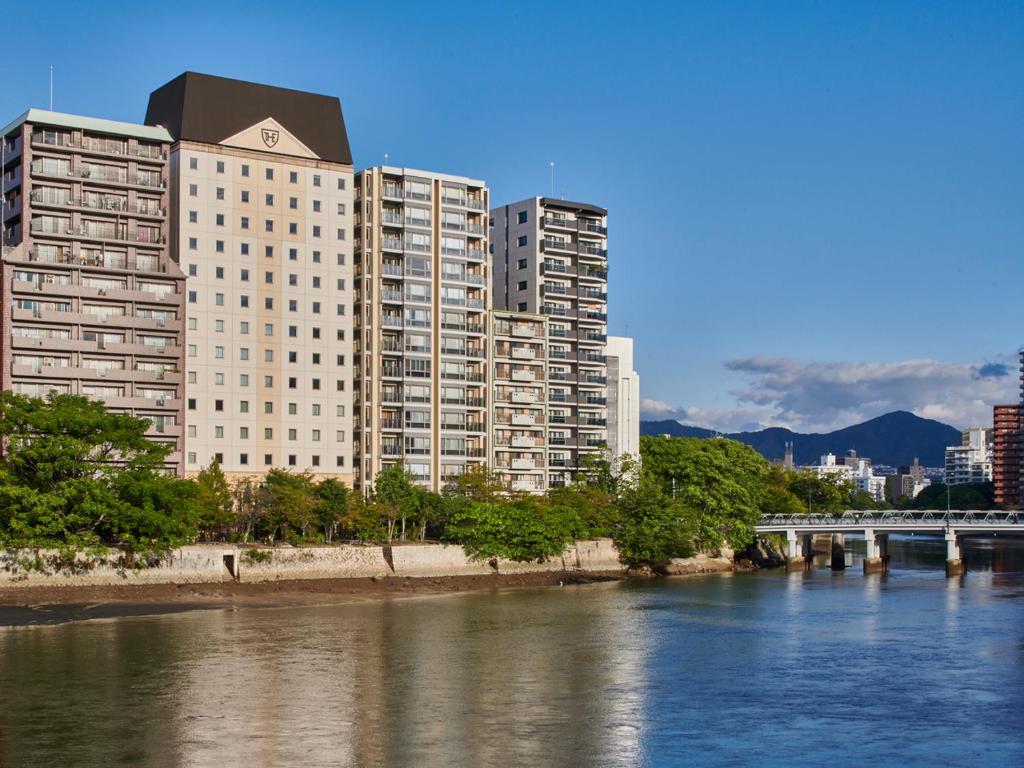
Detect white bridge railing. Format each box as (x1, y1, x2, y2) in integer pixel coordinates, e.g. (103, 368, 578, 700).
(757, 510, 1024, 529)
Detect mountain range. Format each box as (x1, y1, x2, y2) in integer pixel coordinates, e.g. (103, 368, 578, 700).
(639, 410, 962, 467)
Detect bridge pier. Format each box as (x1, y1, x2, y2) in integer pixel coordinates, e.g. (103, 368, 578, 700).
(785, 530, 809, 571)
(863, 529, 888, 574)
(830, 534, 846, 571)
(945, 531, 964, 577)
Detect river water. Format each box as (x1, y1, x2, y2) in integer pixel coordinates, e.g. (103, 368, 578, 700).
(1, 536, 1023, 768)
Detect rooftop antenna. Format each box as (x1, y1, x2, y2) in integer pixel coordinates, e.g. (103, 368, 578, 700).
(384, 152, 389, 167)
(549, 161, 555, 196)
(49, 66, 54, 111)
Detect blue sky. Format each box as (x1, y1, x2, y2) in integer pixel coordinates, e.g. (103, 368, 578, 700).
(4, 1, 1022, 431)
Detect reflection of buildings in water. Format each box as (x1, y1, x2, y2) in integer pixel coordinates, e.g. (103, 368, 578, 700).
(171, 606, 388, 768)
(363, 586, 649, 767)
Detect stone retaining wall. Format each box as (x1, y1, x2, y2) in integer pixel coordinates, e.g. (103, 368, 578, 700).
(0, 539, 623, 589)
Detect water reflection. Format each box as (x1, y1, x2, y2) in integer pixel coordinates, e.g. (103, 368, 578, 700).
(1, 539, 1023, 767)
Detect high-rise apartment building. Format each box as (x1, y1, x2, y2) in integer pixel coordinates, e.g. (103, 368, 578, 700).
(490, 310, 548, 492)
(0, 109, 185, 473)
(944, 427, 993, 486)
(144, 73, 355, 482)
(993, 403, 1022, 507)
(606, 335, 640, 465)
(353, 167, 489, 492)
(490, 197, 609, 486)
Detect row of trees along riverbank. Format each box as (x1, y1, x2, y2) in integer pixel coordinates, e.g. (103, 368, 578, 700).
(1, 393, 976, 567)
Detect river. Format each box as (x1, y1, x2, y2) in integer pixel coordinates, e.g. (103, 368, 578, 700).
(1, 536, 1023, 767)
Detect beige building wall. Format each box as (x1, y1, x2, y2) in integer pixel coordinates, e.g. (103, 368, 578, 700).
(173, 134, 353, 483)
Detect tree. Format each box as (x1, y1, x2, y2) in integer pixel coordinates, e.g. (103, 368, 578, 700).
(373, 463, 418, 540)
(443, 495, 579, 562)
(0, 393, 196, 550)
(233, 479, 263, 542)
(314, 478, 349, 543)
(260, 470, 317, 541)
(640, 436, 767, 550)
(614, 475, 695, 566)
(413, 488, 446, 541)
(442, 465, 506, 503)
(786, 472, 847, 515)
(194, 460, 234, 541)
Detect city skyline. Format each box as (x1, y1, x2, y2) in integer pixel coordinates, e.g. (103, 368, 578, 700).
(2, 1, 1022, 432)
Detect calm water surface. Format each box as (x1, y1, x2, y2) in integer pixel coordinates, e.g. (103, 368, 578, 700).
(1, 537, 1023, 768)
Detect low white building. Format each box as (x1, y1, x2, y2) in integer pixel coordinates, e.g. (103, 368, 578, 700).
(805, 452, 886, 503)
(944, 428, 992, 486)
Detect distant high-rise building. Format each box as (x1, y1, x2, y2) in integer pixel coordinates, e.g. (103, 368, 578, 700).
(944, 427, 992, 486)
(783, 441, 795, 470)
(993, 403, 1022, 507)
(1, 109, 185, 473)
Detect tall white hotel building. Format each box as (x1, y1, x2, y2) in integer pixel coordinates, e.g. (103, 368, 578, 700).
(145, 73, 355, 483)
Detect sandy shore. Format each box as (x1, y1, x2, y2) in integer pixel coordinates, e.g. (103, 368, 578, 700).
(0, 570, 628, 627)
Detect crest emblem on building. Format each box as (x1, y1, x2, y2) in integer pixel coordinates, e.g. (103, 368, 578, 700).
(261, 128, 280, 148)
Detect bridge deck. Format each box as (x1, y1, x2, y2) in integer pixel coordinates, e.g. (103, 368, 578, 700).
(756, 510, 1024, 534)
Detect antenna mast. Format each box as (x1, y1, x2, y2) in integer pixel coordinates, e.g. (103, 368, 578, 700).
(49, 66, 53, 110)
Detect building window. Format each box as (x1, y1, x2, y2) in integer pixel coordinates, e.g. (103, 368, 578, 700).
(288, 429, 297, 440)
(289, 223, 298, 235)
(188, 210, 198, 223)
(517, 258, 528, 269)
(240, 453, 248, 465)
(241, 164, 250, 177)
(216, 160, 225, 174)
(240, 321, 249, 334)
(289, 171, 298, 184)
(518, 235, 528, 247)
(336, 177, 344, 190)
(265, 246, 274, 258)
(188, 291, 197, 303)
(264, 427, 273, 439)
(288, 403, 298, 415)
(289, 197, 298, 209)
(216, 188, 224, 201)
(241, 190, 250, 203)
(188, 264, 197, 276)
(266, 168, 274, 181)
(188, 398, 196, 410)
(214, 399, 224, 412)
(518, 210, 528, 224)
(265, 193, 274, 206)
(216, 240, 225, 253)
(241, 216, 249, 229)
(265, 220, 274, 233)
(240, 348, 249, 360)
(188, 452, 197, 464)
(264, 402, 273, 414)
(312, 200, 321, 213)
(214, 372, 224, 385)
(188, 237, 198, 250)
(288, 377, 297, 389)
(265, 454, 273, 466)
(240, 427, 249, 439)
(240, 401, 249, 413)
(189, 157, 198, 170)
(288, 455, 297, 467)
(240, 295, 249, 308)
(214, 426, 224, 439)
(313, 174, 321, 187)
(517, 280, 528, 291)
(215, 266, 224, 279)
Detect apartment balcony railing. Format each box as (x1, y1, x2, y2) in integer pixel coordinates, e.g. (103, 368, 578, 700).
(31, 132, 167, 161)
(542, 238, 575, 252)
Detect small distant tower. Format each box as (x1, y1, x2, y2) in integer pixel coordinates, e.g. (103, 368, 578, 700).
(783, 441, 794, 470)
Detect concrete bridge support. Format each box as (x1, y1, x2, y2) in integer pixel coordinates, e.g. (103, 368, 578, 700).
(830, 534, 846, 571)
(945, 531, 964, 577)
(863, 529, 889, 574)
(785, 530, 809, 571)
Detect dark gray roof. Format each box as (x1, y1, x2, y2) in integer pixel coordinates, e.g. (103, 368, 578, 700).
(145, 72, 352, 165)
(541, 197, 607, 216)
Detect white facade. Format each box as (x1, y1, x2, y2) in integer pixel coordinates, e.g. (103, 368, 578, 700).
(805, 452, 886, 502)
(606, 335, 640, 466)
(945, 427, 993, 486)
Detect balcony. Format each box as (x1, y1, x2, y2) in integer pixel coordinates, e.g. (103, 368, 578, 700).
(542, 238, 575, 253)
(511, 369, 535, 382)
(511, 436, 537, 448)
(511, 347, 536, 360)
(510, 391, 538, 404)
(511, 458, 536, 471)
(511, 413, 535, 426)
(511, 324, 536, 337)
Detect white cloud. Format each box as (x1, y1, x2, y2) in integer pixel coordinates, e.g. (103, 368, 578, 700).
(643, 355, 1018, 432)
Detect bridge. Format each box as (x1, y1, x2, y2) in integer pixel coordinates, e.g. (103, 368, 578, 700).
(755, 510, 1024, 576)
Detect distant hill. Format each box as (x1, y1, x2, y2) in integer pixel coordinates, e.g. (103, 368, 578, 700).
(640, 411, 962, 466)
